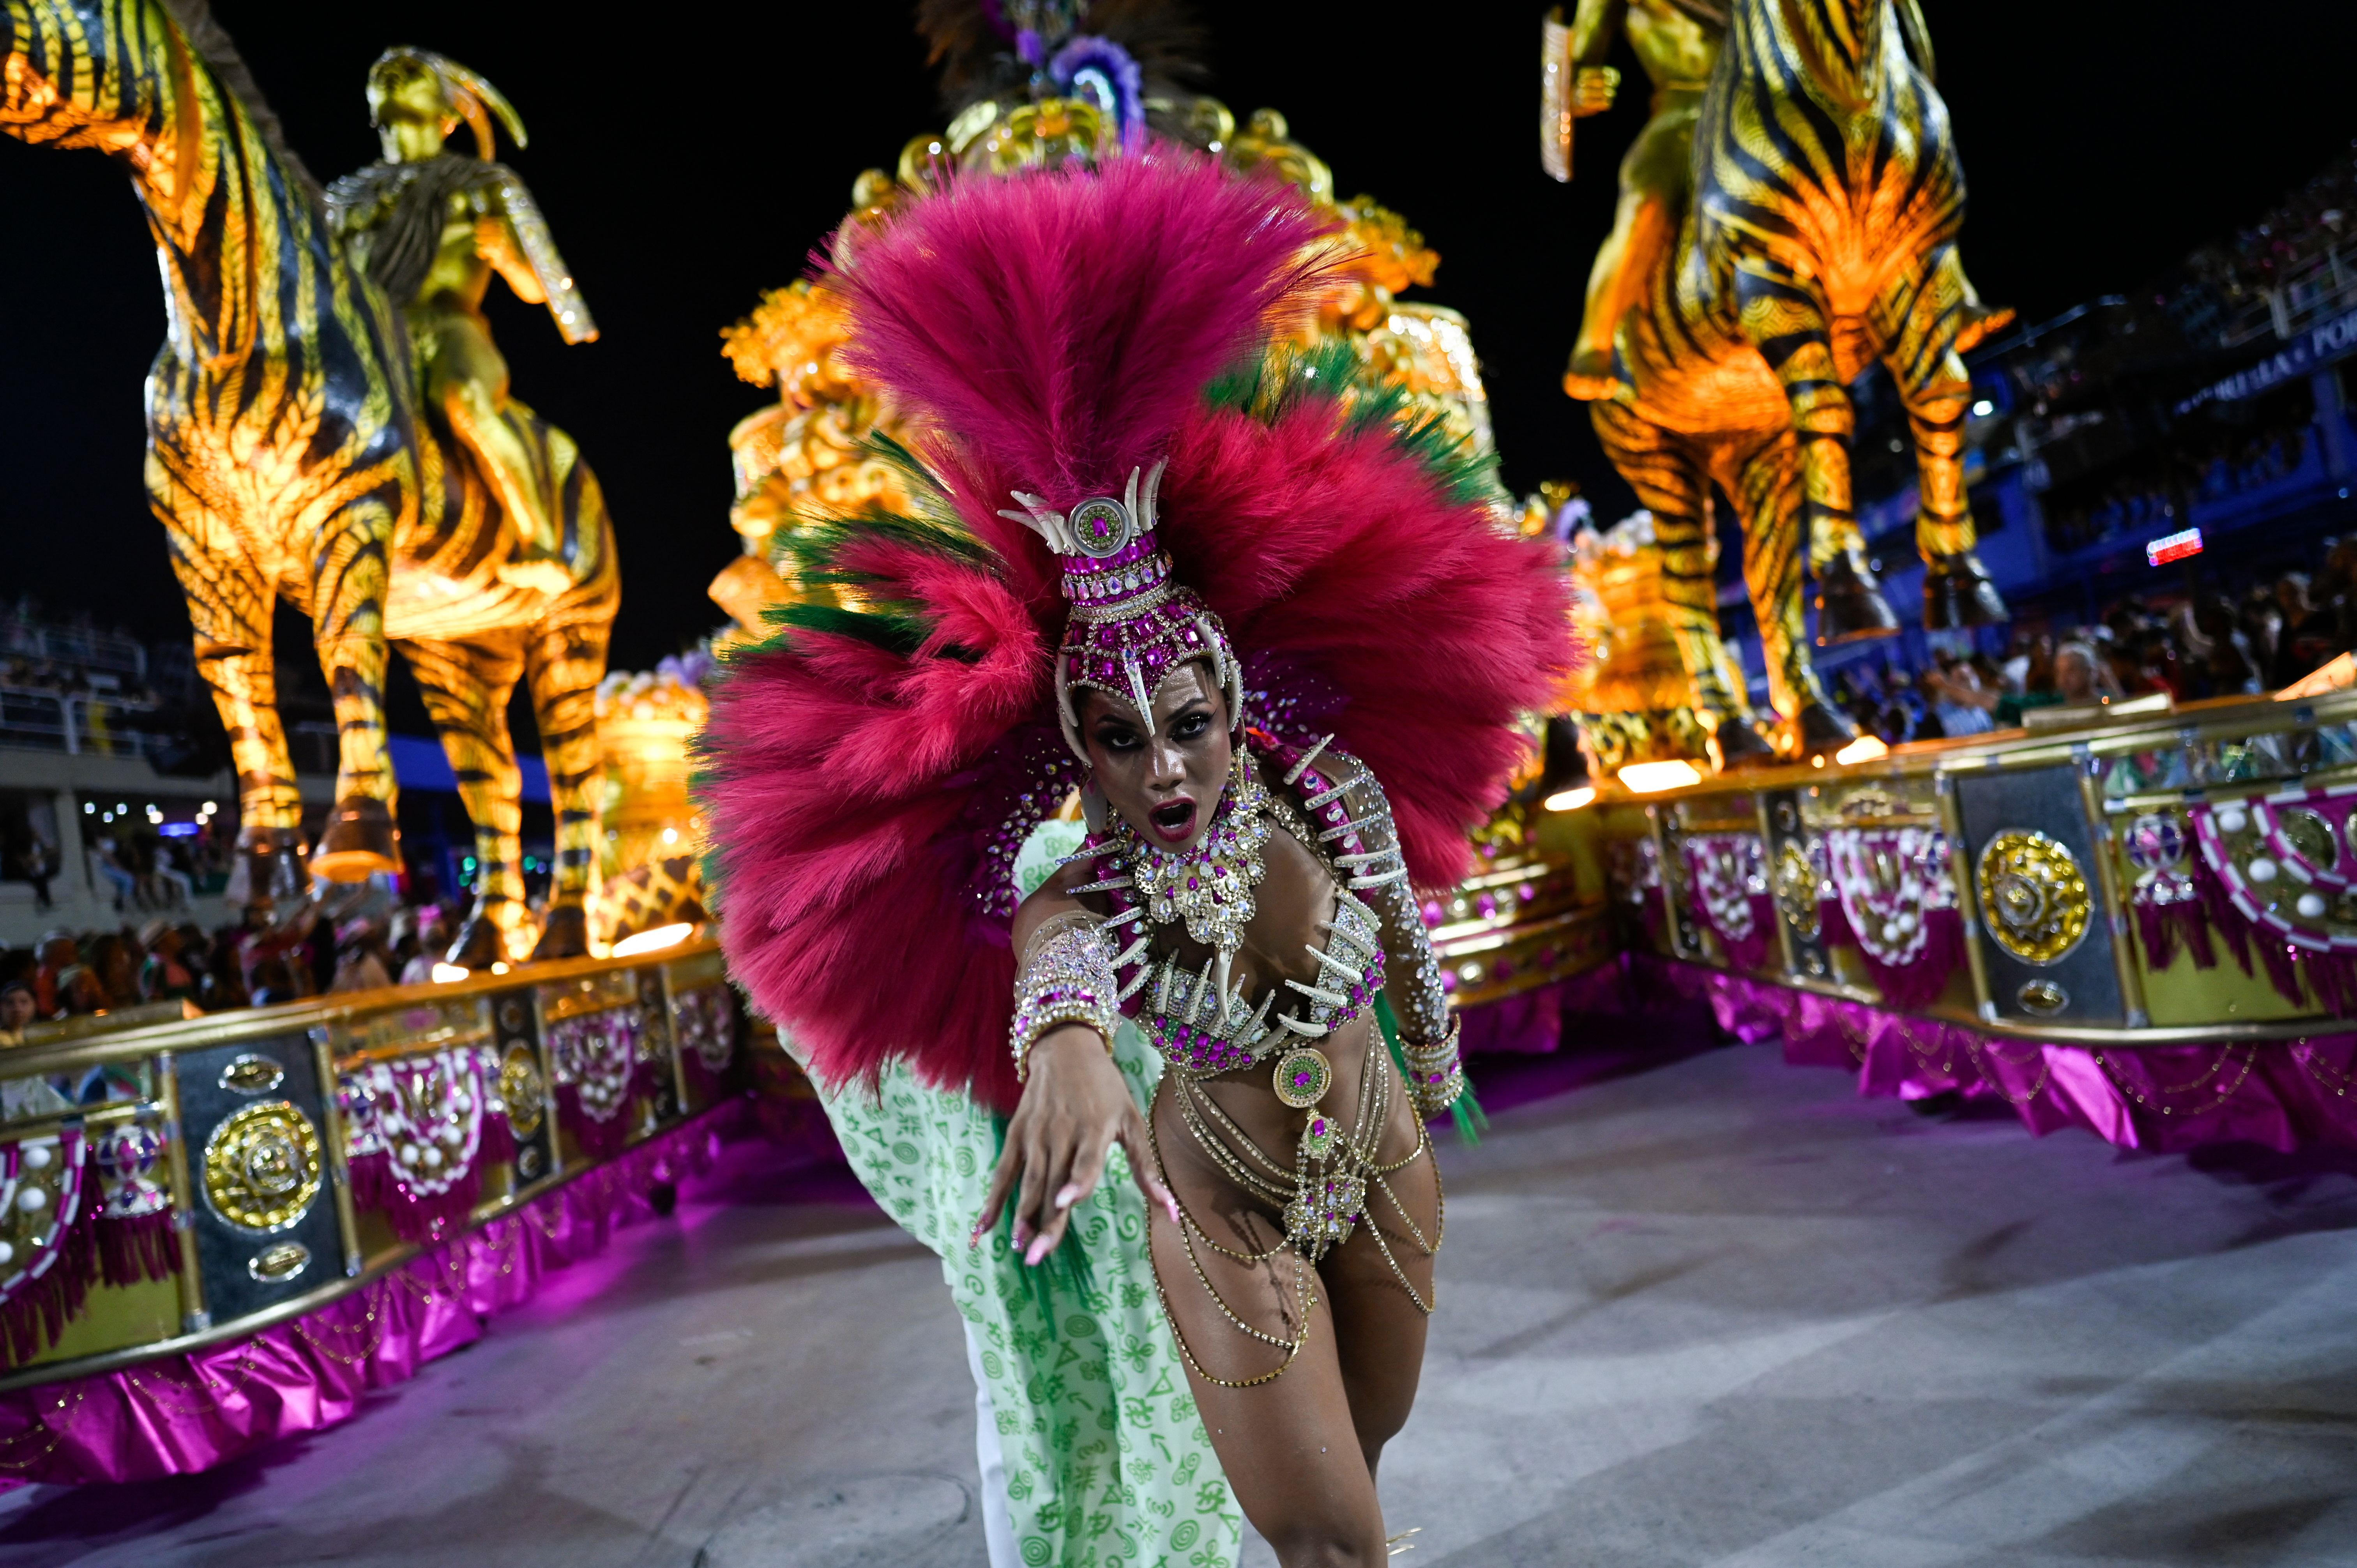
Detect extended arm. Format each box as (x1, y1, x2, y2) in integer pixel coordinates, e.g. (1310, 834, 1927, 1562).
(976, 870, 1179, 1264)
(473, 171, 598, 344)
(1569, 0, 1629, 114)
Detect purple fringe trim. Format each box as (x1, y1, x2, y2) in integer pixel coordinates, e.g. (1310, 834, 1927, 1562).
(1688, 888, 1774, 971)
(0, 1190, 95, 1368)
(2, 1143, 182, 1367)
(1670, 957, 2357, 1157)
(1818, 902, 1965, 1010)
(96, 1209, 177, 1291)
(346, 1114, 519, 1246)
(2187, 850, 2357, 1012)
(0, 1100, 746, 1487)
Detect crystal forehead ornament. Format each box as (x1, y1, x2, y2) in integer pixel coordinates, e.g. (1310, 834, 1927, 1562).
(997, 459, 1247, 757)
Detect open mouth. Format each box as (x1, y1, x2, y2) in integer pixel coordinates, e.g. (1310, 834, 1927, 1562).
(1147, 798, 1198, 843)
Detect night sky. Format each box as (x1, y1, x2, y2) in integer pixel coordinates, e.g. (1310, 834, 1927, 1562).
(5, 1, 2356, 678)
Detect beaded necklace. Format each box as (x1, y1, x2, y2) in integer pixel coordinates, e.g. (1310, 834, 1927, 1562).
(1073, 750, 1385, 1086)
(1071, 739, 1438, 1385)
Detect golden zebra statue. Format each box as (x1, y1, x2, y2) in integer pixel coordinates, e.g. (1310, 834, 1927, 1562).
(1562, 0, 2011, 762)
(2, 0, 617, 963)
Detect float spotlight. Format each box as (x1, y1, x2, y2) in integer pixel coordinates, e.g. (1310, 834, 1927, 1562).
(429, 963, 469, 984)
(1834, 736, 1890, 765)
(612, 922, 694, 957)
(1617, 760, 1703, 793)
(1535, 717, 1596, 812)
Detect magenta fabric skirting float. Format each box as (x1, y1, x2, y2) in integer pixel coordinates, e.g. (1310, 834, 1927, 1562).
(1457, 959, 1653, 1056)
(1639, 959, 2357, 1153)
(0, 1099, 742, 1488)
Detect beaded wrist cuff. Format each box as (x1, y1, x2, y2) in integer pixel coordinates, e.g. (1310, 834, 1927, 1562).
(1399, 1014, 1466, 1119)
(1011, 915, 1122, 1082)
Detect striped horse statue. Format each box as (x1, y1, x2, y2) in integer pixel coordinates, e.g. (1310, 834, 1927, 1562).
(2, 0, 617, 962)
(1573, 0, 2011, 762)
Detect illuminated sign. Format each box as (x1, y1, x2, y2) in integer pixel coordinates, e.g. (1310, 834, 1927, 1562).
(2146, 527, 2203, 567)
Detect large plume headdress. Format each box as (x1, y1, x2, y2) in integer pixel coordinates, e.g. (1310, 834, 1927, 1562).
(702, 157, 1576, 1111)
(831, 156, 1321, 754)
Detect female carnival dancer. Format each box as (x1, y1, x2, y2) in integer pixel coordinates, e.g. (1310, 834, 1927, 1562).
(703, 157, 1573, 1563)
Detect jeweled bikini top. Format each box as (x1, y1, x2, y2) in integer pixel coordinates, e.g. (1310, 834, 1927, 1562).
(1071, 745, 1398, 1079)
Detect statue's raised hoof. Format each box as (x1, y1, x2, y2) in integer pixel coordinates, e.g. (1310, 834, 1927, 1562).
(444, 904, 511, 971)
(1795, 701, 1860, 758)
(530, 903, 590, 963)
(237, 825, 308, 915)
(1923, 552, 2010, 630)
(311, 796, 400, 883)
(1815, 554, 1901, 645)
(1562, 350, 1629, 403)
(1714, 717, 1777, 769)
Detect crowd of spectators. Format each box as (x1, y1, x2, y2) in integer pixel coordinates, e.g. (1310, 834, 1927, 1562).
(1832, 535, 2357, 746)
(2168, 144, 2357, 341)
(2042, 421, 2316, 557)
(0, 899, 458, 1039)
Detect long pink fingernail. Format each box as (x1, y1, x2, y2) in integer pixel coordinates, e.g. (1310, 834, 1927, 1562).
(1054, 1184, 1082, 1210)
(1024, 1234, 1052, 1266)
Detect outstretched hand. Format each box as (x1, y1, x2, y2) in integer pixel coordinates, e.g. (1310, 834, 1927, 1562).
(974, 1026, 1180, 1265)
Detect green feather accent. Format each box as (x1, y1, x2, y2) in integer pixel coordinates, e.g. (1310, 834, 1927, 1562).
(990, 1113, 1099, 1325)
(1201, 340, 1498, 509)
(736, 433, 1010, 659)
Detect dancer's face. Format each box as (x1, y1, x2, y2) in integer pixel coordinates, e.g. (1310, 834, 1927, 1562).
(1081, 662, 1232, 854)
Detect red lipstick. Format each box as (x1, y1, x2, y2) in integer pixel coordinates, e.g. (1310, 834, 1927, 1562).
(1147, 796, 1198, 845)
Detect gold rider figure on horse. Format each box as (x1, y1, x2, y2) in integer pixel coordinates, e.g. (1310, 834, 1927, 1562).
(1559, 0, 1725, 402)
(327, 49, 595, 598)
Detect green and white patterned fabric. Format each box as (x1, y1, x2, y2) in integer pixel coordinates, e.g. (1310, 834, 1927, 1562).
(803, 819, 1242, 1568)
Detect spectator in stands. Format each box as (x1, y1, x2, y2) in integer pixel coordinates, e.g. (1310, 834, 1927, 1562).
(329, 917, 394, 994)
(54, 963, 106, 1016)
(2271, 571, 2340, 687)
(2055, 641, 2124, 707)
(0, 982, 34, 1047)
(87, 932, 140, 1010)
(399, 906, 453, 985)
(1924, 652, 1996, 737)
(138, 921, 198, 1003)
(32, 932, 75, 1015)
(2182, 596, 2264, 696)
(14, 841, 51, 911)
(245, 954, 300, 1008)
(235, 902, 312, 1003)
(2243, 584, 2284, 672)
(171, 924, 220, 1010)
(204, 931, 249, 1010)
(87, 835, 134, 912)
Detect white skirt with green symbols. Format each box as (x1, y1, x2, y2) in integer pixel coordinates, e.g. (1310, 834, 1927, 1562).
(799, 819, 1242, 1568)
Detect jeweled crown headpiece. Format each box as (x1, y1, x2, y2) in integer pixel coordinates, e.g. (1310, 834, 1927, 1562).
(826, 156, 1332, 760)
(997, 459, 1243, 759)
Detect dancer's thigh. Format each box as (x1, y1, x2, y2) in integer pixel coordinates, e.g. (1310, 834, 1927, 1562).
(1149, 1105, 1387, 1560)
(1322, 1091, 1438, 1471)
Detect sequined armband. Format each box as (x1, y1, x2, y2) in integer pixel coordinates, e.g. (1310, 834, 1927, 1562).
(1010, 913, 1122, 1081)
(1399, 1013, 1465, 1119)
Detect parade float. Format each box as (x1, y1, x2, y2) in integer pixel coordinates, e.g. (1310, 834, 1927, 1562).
(0, 944, 740, 1483)
(1579, 684, 2357, 1153)
(713, 6, 1615, 1051)
(1537, 0, 2357, 1155)
(0, 3, 748, 1483)
(1544, 0, 2012, 765)
(4, 1, 620, 969)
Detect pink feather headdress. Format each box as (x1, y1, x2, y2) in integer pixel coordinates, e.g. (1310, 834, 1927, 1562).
(702, 156, 1576, 1112)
